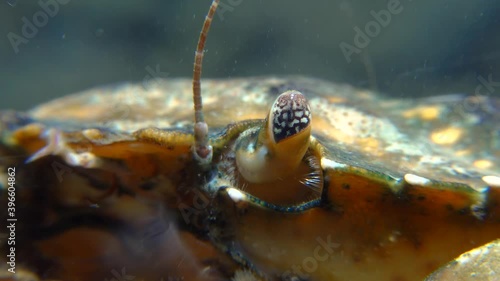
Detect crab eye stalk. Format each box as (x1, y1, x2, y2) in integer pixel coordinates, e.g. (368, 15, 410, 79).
(236, 90, 312, 183)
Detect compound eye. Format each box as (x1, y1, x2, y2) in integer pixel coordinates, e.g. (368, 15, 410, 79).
(270, 90, 311, 143)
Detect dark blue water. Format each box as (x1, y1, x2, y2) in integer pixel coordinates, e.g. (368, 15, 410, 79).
(0, 0, 499, 110)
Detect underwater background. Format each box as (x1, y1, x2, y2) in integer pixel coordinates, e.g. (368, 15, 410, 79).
(0, 0, 499, 110)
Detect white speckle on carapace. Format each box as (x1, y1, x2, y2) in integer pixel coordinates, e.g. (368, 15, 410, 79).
(321, 158, 347, 170)
(482, 175, 500, 187)
(65, 152, 100, 168)
(404, 173, 431, 186)
(418, 155, 449, 166)
(455, 245, 489, 265)
(387, 231, 401, 243)
(310, 98, 426, 156)
(241, 91, 268, 106)
(227, 187, 247, 202)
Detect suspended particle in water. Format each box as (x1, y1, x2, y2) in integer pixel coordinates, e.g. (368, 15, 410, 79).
(95, 28, 105, 38)
(6, 0, 17, 7)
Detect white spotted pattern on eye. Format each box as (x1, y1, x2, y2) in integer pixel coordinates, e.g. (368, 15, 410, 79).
(270, 90, 311, 143)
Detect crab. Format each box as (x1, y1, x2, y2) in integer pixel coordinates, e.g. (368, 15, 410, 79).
(1, 1, 499, 281)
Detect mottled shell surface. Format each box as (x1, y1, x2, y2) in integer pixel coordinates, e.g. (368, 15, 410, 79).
(27, 76, 500, 190)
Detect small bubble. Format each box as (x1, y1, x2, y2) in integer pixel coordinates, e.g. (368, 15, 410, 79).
(95, 28, 104, 37)
(6, 0, 16, 7)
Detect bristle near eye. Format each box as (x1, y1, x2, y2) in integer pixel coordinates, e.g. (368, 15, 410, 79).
(299, 154, 323, 194)
(270, 90, 311, 143)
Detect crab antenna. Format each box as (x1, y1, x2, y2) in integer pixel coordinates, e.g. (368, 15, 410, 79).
(192, 0, 218, 166)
